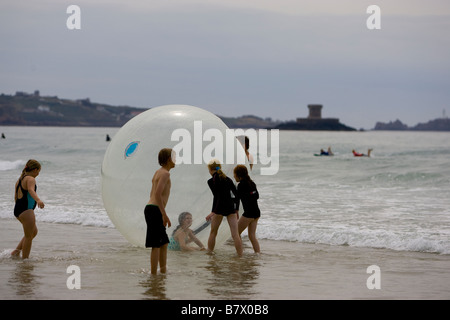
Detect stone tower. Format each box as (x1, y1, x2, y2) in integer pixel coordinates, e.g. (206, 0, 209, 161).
(308, 104, 322, 119)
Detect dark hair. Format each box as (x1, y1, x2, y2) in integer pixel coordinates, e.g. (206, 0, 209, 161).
(15, 159, 41, 201)
(19, 159, 41, 179)
(234, 164, 251, 180)
(245, 136, 250, 150)
(158, 148, 173, 166)
(172, 212, 192, 236)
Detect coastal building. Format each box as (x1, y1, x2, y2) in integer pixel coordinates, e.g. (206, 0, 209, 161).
(275, 104, 356, 131)
(296, 104, 340, 126)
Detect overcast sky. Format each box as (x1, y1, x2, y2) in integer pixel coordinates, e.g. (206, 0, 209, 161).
(1, 0, 449, 129)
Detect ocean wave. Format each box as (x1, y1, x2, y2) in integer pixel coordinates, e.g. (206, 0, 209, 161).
(256, 224, 450, 255)
(0, 208, 114, 229)
(0, 159, 26, 171)
(369, 171, 443, 184)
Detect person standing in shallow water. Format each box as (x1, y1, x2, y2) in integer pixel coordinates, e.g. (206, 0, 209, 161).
(11, 159, 45, 259)
(205, 159, 243, 257)
(234, 165, 261, 254)
(145, 148, 174, 275)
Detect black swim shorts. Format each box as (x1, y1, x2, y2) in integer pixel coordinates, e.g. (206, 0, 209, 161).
(144, 205, 169, 248)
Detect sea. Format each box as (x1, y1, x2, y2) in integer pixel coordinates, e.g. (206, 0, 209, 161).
(1, 126, 449, 300)
(2, 126, 449, 254)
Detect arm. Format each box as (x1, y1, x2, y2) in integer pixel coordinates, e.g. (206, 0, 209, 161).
(154, 171, 172, 228)
(187, 230, 206, 250)
(25, 177, 44, 209)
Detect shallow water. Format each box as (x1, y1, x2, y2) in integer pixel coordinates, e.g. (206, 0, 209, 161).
(1, 127, 449, 300)
(1, 220, 449, 300)
(1, 128, 449, 254)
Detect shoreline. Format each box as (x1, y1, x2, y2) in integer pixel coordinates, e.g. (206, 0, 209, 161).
(1, 219, 449, 300)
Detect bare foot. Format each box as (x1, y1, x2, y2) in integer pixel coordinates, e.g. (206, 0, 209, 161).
(11, 249, 21, 258)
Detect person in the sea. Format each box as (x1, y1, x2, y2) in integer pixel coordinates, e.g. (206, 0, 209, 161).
(352, 148, 373, 157)
(234, 165, 261, 254)
(145, 148, 174, 275)
(205, 159, 243, 257)
(168, 212, 205, 251)
(244, 136, 254, 170)
(11, 159, 45, 259)
(320, 146, 334, 156)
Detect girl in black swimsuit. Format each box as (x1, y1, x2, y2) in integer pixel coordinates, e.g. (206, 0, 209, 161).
(205, 159, 243, 256)
(234, 165, 261, 253)
(11, 159, 45, 259)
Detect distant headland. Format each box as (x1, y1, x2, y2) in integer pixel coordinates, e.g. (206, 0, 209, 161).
(0, 92, 352, 130)
(374, 118, 450, 131)
(0, 91, 145, 127)
(1, 91, 449, 131)
(0, 91, 278, 129)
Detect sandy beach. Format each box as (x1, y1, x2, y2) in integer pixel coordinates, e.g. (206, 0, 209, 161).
(1, 219, 449, 300)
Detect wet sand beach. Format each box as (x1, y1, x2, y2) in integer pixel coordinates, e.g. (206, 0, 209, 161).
(1, 219, 449, 300)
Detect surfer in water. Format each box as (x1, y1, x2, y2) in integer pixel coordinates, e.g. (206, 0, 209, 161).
(352, 149, 373, 157)
(320, 147, 334, 156)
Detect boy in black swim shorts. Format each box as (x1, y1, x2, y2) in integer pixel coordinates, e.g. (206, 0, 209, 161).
(145, 148, 175, 275)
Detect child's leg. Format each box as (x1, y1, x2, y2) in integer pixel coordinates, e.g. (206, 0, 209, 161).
(17, 210, 38, 259)
(11, 237, 24, 256)
(150, 247, 160, 275)
(159, 244, 168, 273)
(247, 218, 260, 253)
(207, 214, 222, 252)
(227, 214, 243, 257)
(238, 216, 252, 235)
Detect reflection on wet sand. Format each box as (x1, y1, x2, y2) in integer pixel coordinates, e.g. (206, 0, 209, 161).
(8, 261, 39, 298)
(140, 274, 168, 300)
(204, 252, 261, 299)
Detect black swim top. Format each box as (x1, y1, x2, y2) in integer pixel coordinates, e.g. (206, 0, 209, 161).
(237, 180, 260, 217)
(13, 178, 37, 217)
(207, 172, 239, 215)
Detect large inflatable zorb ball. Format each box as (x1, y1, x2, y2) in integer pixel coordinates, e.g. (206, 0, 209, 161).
(101, 105, 246, 248)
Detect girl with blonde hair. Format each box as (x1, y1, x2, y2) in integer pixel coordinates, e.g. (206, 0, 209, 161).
(205, 159, 243, 256)
(12, 159, 45, 259)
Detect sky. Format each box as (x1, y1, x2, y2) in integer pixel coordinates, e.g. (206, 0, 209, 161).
(1, 0, 449, 129)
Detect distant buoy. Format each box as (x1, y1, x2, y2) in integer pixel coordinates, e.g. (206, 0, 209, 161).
(101, 105, 246, 248)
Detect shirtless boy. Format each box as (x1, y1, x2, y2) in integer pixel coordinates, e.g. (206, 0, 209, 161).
(145, 148, 175, 275)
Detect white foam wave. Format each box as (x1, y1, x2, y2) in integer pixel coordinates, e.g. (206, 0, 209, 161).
(0, 208, 114, 229)
(257, 224, 450, 255)
(35, 207, 114, 228)
(0, 159, 26, 171)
